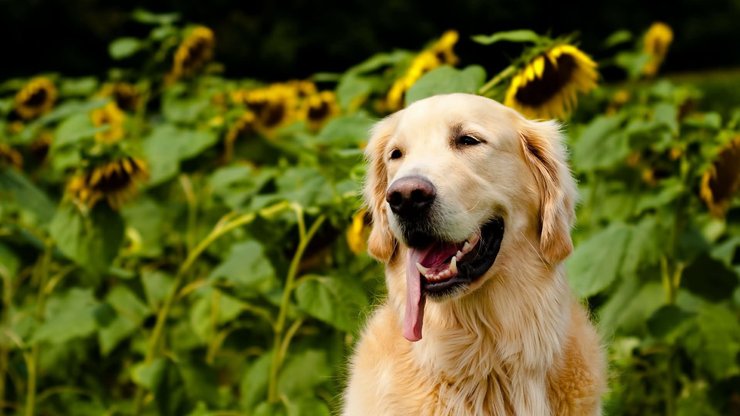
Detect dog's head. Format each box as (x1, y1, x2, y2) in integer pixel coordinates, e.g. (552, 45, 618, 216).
(363, 93, 577, 341)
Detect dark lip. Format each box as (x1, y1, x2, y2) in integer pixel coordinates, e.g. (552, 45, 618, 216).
(422, 218, 505, 299)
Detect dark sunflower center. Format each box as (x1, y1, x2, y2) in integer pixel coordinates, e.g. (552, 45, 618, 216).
(182, 39, 210, 70)
(711, 142, 740, 201)
(92, 168, 132, 192)
(26, 88, 49, 107)
(260, 103, 286, 128)
(514, 53, 576, 106)
(307, 101, 329, 122)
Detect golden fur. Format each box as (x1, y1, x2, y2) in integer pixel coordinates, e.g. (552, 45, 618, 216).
(343, 94, 606, 415)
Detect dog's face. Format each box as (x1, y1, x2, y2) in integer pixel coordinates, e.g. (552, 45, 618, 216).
(363, 93, 577, 341)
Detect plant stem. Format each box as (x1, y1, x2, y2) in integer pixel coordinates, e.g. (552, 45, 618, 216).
(267, 214, 325, 403)
(134, 201, 291, 412)
(25, 244, 52, 416)
(478, 65, 516, 95)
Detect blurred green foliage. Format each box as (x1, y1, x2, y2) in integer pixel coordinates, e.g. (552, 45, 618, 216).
(0, 10, 739, 416)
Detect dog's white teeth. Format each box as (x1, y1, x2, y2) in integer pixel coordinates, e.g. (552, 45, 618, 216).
(462, 241, 471, 253)
(456, 250, 463, 259)
(449, 257, 458, 274)
(416, 262, 430, 277)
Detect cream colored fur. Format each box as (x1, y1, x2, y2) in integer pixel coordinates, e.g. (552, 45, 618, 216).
(343, 94, 606, 415)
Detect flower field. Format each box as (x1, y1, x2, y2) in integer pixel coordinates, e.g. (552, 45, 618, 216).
(0, 11, 738, 415)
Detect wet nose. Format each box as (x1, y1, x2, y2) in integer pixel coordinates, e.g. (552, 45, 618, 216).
(386, 176, 436, 217)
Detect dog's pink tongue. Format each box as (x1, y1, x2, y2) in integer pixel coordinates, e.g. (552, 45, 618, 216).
(403, 247, 431, 342)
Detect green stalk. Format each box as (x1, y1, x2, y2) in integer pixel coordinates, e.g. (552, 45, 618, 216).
(478, 65, 516, 95)
(267, 213, 325, 403)
(133, 201, 291, 412)
(25, 244, 53, 416)
(0, 260, 12, 413)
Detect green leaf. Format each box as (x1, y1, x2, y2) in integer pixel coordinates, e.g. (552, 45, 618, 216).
(683, 304, 740, 379)
(315, 113, 376, 147)
(121, 197, 165, 257)
(54, 113, 100, 147)
(240, 352, 273, 411)
(646, 304, 695, 340)
(33, 288, 99, 344)
(0, 243, 20, 280)
(620, 216, 666, 276)
(109, 37, 142, 60)
(471, 30, 541, 45)
(50, 204, 124, 275)
(285, 397, 330, 416)
(278, 349, 331, 397)
(295, 275, 369, 332)
(141, 270, 175, 309)
(208, 165, 273, 210)
(178, 360, 219, 405)
(682, 254, 738, 301)
(336, 73, 373, 111)
(567, 222, 632, 298)
(142, 124, 218, 185)
(132, 358, 167, 390)
(405, 65, 486, 106)
(0, 168, 55, 223)
(275, 167, 333, 208)
(132, 9, 180, 25)
(598, 281, 664, 335)
(571, 114, 629, 171)
(208, 240, 277, 298)
(603, 30, 633, 48)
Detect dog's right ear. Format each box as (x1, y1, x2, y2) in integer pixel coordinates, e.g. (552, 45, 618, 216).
(363, 112, 401, 262)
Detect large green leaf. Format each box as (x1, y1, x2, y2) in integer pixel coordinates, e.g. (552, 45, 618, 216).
(98, 285, 150, 354)
(571, 114, 629, 171)
(208, 165, 273, 210)
(32, 288, 100, 344)
(49, 203, 124, 275)
(683, 304, 740, 379)
(471, 30, 542, 45)
(405, 65, 486, 105)
(567, 222, 632, 298)
(208, 240, 277, 298)
(0, 168, 55, 223)
(240, 352, 273, 411)
(294, 275, 368, 332)
(142, 124, 219, 185)
(278, 349, 331, 398)
(681, 254, 738, 301)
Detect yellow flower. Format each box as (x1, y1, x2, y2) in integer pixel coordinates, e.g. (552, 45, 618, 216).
(224, 111, 258, 161)
(504, 44, 598, 119)
(643, 22, 673, 77)
(171, 26, 215, 79)
(300, 91, 340, 131)
(99, 82, 141, 112)
(14, 77, 57, 120)
(244, 84, 299, 131)
(68, 156, 149, 210)
(386, 30, 460, 111)
(700, 136, 740, 217)
(287, 80, 318, 98)
(0, 144, 23, 169)
(90, 102, 126, 144)
(346, 209, 370, 254)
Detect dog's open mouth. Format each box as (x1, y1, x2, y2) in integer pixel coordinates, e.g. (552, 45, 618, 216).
(403, 218, 505, 342)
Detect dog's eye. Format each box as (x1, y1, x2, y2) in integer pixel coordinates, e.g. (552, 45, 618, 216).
(389, 149, 403, 160)
(457, 135, 481, 146)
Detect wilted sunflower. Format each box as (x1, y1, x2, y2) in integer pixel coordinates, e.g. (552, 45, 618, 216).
(287, 80, 318, 99)
(0, 143, 23, 169)
(300, 91, 340, 131)
(700, 136, 740, 217)
(99, 82, 141, 112)
(386, 30, 460, 111)
(244, 84, 298, 131)
(171, 26, 215, 80)
(90, 102, 126, 144)
(642, 22, 673, 77)
(346, 209, 371, 254)
(504, 44, 598, 119)
(68, 156, 149, 210)
(14, 77, 58, 120)
(224, 111, 258, 161)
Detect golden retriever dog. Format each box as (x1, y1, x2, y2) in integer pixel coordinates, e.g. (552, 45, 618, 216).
(342, 93, 606, 415)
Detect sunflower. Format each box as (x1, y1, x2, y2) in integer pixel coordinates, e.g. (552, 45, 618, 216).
(90, 102, 126, 144)
(14, 77, 57, 120)
(642, 22, 673, 77)
(171, 26, 215, 80)
(224, 111, 258, 161)
(68, 156, 149, 210)
(287, 80, 318, 99)
(504, 44, 598, 119)
(386, 30, 460, 111)
(700, 136, 740, 217)
(346, 209, 370, 254)
(244, 84, 299, 131)
(0, 143, 23, 169)
(99, 82, 141, 112)
(300, 91, 340, 131)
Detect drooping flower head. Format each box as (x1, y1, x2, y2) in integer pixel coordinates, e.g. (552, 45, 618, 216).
(504, 44, 598, 119)
(642, 22, 673, 77)
(300, 91, 340, 131)
(99, 82, 141, 112)
(701, 136, 740, 217)
(90, 102, 126, 145)
(68, 156, 149, 210)
(171, 26, 215, 80)
(14, 77, 58, 120)
(386, 30, 460, 111)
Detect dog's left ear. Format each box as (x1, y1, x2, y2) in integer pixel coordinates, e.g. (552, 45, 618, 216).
(362, 112, 402, 262)
(518, 118, 578, 264)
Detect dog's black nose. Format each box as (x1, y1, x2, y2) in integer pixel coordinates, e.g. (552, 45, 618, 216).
(386, 176, 436, 217)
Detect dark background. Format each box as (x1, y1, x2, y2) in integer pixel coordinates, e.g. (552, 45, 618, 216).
(2, 0, 739, 81)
